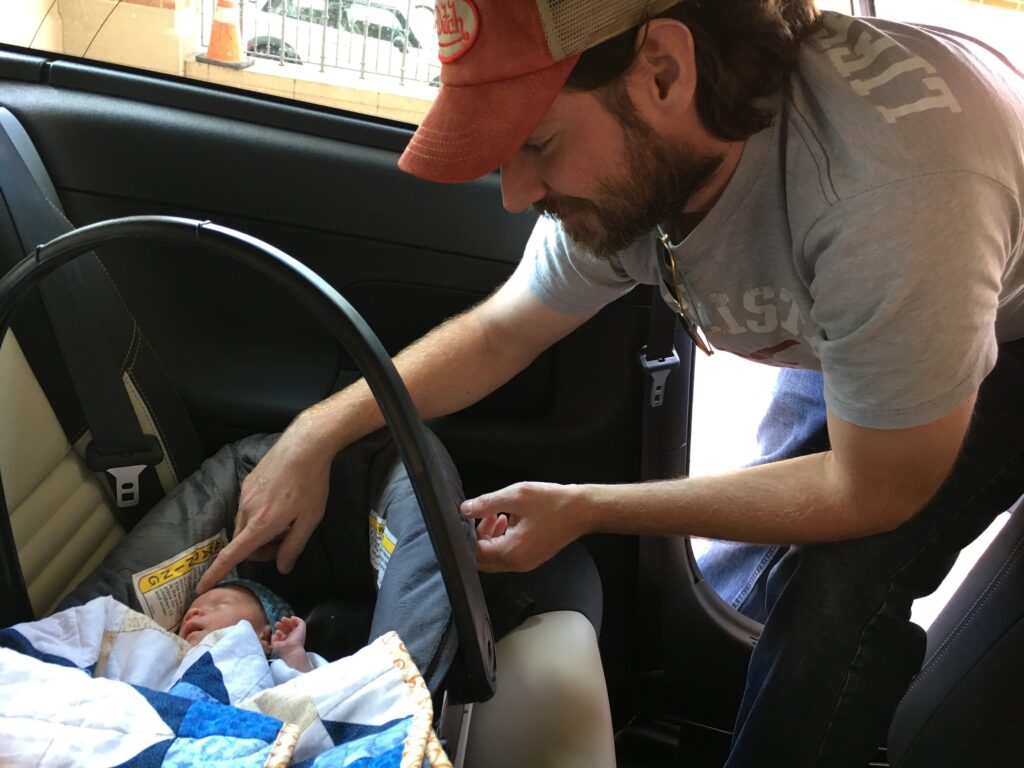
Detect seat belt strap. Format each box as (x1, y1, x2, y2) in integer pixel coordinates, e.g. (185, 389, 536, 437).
(0, 112, 162, 510)
(640, 286, 680, 409)
(639, 290, 692, 481)
(634, 290, 700, 701)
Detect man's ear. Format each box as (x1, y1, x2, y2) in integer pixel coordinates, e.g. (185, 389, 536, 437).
(629, 18, 698, 120)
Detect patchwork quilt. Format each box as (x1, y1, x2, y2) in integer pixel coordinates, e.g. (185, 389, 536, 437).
(0, 597, 451, 767)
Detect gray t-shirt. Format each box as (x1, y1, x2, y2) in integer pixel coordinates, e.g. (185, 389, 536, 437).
(522, 11, 1024, 430)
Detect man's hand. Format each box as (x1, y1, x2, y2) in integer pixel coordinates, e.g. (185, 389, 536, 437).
(197, 420, 333, 593)
(461, 481, 588, 572)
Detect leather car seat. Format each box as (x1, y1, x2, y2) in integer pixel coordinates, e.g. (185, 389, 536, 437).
(0, 330, 122, 615)
(887, 495, 1024, 766)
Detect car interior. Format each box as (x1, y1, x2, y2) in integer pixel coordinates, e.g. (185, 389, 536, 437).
(1, 1, 1023, 765)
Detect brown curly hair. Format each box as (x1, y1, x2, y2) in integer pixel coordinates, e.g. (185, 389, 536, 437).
(566, 0, 822, 140)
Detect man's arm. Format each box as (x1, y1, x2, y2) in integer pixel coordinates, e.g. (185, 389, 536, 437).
(463, 393, 977, 572)
(198, 274, 592, 590)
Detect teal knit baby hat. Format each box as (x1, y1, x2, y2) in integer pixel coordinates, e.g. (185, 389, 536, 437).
(217, 577, 294, 628)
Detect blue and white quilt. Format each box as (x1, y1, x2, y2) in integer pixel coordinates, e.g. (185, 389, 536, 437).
(0, 596, 451, 767)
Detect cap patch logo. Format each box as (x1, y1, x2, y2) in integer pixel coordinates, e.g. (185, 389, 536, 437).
(435, 0, 479, 63)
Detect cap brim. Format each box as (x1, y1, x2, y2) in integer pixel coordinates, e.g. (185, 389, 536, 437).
(399, 56, 579, 184)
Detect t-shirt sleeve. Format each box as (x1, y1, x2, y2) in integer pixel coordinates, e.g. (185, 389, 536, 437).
(518, 215, 640, 315)
(805, 172, 1014, 429)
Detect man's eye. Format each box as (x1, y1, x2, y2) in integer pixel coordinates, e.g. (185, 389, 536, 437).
(524, 137, 552, 154)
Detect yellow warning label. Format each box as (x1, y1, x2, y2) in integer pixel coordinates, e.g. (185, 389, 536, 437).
(369, 511, 397, 588)
(137, 536, 225, 595)
(369, 515, 396, 554)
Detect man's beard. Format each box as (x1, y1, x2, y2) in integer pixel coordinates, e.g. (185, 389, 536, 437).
(533, 114, 723, 260)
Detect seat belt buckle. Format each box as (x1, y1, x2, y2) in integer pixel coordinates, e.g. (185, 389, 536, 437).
(86, 435, 164, 509)
(105, 465, 147, 508)
(639, 345, 680, 408)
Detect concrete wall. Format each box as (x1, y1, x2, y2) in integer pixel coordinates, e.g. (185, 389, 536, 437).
(2, 0, 65, 51)
(2, 0, 196, 76)
(62, 0, 197, 76)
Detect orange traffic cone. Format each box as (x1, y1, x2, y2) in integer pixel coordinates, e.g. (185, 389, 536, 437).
(197, 0, 254, 69)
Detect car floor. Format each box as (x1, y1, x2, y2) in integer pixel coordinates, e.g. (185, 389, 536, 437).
(615, 716, 732, 768)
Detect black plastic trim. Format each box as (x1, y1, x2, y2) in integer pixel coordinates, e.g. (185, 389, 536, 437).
(0, 50, 48, 83)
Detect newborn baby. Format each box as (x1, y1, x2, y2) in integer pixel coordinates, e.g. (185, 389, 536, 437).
(179, 577, 323, 676)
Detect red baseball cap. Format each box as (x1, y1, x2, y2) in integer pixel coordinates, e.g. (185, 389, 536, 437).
(398, 0, 682, 183)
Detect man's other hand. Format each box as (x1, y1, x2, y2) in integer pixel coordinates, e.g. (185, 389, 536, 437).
(461, 481, 587, 573)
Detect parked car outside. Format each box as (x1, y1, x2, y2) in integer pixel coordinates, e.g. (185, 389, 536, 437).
(246, 34, 303, 64)
(262, 0, 433, 51)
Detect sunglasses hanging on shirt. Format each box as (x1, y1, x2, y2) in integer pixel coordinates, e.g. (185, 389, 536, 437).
(656, 226, 714, 356)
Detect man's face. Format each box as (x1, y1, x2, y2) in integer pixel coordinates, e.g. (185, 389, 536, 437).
(501, 87, 724, 260)
(178, 586, 269, 647)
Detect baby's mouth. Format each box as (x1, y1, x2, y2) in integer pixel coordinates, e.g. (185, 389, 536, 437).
(179, 619, 203, 643)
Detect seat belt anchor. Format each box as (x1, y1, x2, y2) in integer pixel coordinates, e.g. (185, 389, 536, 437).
(86, 435, 164, 509)
(639, 345, 680, 408)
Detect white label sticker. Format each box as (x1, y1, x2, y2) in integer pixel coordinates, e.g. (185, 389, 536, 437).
(131, 530, 228, 630)
(368, 510, 397, 589)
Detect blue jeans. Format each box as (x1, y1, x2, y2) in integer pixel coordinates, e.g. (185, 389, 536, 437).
(697, 368, 830, 622)
(701, 341, 1024, 767)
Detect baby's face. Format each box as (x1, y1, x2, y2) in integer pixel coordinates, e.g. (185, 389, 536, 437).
(178, 586, 268, 646)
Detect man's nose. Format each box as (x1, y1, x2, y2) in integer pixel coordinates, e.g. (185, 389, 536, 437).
(500, 152, 548, 213)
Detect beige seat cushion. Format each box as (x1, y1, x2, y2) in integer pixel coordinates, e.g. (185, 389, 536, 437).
(462, 610, 616, 768)
(0, 330, 123, 616)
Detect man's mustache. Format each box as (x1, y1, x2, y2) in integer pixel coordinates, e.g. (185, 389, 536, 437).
(532, 195, 599, 219)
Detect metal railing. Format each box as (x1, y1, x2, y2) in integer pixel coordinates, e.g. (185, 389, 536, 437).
(200, 0, 440, 87)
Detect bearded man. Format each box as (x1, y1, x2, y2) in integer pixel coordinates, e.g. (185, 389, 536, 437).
(201, 2, 1024, 766)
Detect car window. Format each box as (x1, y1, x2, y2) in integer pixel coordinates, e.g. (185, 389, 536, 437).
(0, 0, 441, 125)
(12, 2, 1009, 128)
(0, 1, 936, 129)
(872, 0, 1024, 68)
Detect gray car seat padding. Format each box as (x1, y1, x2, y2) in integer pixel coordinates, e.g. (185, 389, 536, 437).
(888, 497, 1024, 766)
(480, 540, 603, 638)
(60, 428, 469, 693)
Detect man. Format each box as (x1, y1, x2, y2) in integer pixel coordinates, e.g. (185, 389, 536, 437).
(200, 1, 1024, 765)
